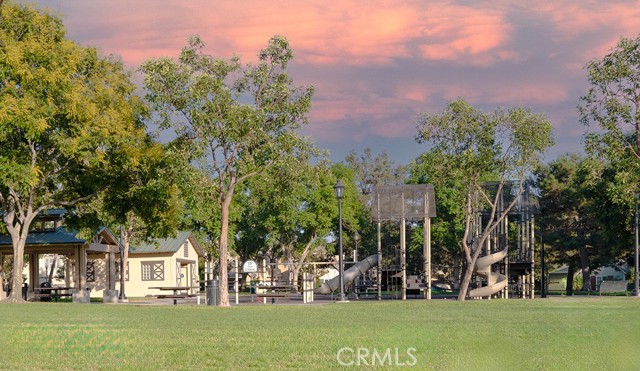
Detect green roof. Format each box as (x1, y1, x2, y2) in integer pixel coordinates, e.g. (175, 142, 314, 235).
(0, 227, 85, 246)
(129, 231, 204, 257)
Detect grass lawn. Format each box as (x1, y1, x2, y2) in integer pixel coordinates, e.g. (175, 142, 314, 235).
(1, 297, 639, 370)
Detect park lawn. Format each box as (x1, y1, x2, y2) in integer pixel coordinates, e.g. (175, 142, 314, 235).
(0, 297, 639, 370)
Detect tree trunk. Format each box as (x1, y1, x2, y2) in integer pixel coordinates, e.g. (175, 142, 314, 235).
(289, 237, 317, 293)
(453, 253, 460, 290)
(579, 245, 590, 292)
(217, 189, 235, 307)
(47, 255, 57, 283)
(7, 239, 26, 302)
(566, 263, 575, 296)
(457, 262, 474, 300)
(6, 212, 33, 302)
(457, 239, 483, 301)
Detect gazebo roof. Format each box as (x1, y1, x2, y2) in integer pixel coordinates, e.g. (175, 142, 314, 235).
(0, 227, 85, 246)
(0, 226, 121, 250)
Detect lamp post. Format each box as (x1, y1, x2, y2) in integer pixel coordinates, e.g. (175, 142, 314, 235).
(334, 180, 347, 302)
(634, 193, 639, 297)
(354, 231, 360, 262)
(354, 231, 360, 298)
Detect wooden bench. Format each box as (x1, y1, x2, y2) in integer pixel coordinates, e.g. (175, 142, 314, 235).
(255, 284, 299, 303)
(256, 293, 295, 298)
(156, 294, 198, 299)
(599, 280, 628, 296)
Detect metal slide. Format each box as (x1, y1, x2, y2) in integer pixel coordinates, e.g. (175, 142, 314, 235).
(315, 255, 379, 294)
(468, 248, 508, 298)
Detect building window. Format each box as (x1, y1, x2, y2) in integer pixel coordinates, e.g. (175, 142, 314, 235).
(141, 261, 164, 281)
(86, 261, 95, 282)
(184, 241, 189, 258)
(116, 261, 129, 281)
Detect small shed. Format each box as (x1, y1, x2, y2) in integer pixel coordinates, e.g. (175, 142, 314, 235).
(124, 231, 205, 297)
(547, 265, 627, 292)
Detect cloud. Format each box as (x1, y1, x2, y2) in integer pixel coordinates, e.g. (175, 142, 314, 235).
(28, 0, 640, 165)
(46, 0, 521, 67)
(524, 2, 640, 62)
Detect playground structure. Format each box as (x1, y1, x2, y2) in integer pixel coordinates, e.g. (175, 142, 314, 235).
(368, 184, 437, 300)
(241, 184, 437, 302)
(468, 181, 537, 299)
(235, 181, 537, 302)
(315, 255, 378, 294)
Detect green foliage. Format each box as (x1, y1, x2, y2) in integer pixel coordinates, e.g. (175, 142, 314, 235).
(234, 153, 352, 279)
(345, 148, 406, 195)
(580, 34, 640, 204)
(409, 152, 466, 267)
(141, 35, 314, 185)
(70, 139, 182, 243)
(536, 154, 633, 270)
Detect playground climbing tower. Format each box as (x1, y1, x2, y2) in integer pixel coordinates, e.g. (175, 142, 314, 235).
(371, 184, 437, 300)
(469, 181, 537, 299)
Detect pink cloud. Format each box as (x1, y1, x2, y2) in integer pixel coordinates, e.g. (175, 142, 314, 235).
(528, 2, 640, 61)
(53, 1, 520, 68)
(436, 81, 570, 107)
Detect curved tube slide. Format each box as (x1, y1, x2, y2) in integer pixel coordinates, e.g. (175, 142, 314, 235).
(469, 248, 508, 298)
(315, 255, 379, 294)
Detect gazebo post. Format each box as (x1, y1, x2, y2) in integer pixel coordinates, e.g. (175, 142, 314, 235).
(109, 251, 117, 291)
(0, 252, 4, 299)
(29, 253, 38, 295)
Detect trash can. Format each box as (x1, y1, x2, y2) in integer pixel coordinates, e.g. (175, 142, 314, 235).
(40, 281, 52, 302)
(206, 279, 219, 306)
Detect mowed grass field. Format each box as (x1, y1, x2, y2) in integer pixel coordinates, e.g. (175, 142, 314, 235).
(1, 297, 639, 370)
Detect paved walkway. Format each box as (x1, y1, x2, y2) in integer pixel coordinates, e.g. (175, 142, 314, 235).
(119, 292, 446, 306)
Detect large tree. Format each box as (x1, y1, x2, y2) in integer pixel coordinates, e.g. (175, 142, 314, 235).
(72, 139, 182, 300)
(0, 3, 147, 302)
(141, 35, 314, 306)
(536, 155, 594, 292)
(345, 148, 406, 196)
(580, 34, 640, 293)
(580, 34, 640, 202)
(416, 99, 553, 300)
(536, 154, 633, 293)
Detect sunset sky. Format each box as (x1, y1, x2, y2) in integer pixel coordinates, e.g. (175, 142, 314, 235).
(25, 0, 640, 165)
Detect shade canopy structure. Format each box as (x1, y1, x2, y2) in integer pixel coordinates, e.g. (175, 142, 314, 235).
(371, 184, 436, 222)
(0, 213, 121, 302)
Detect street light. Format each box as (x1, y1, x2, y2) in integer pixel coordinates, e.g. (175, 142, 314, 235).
(634, 193, 639, 297)
(334, 180, 347, 302)
(354, 231, 360, 296)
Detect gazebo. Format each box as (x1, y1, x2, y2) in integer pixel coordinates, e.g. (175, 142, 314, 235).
(0, 210, 121, 303)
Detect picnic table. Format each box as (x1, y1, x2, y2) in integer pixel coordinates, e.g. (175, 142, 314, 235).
(148, 286, 199, 305)
(34, 286, 73, 302)
(255, 283, 298, 303)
